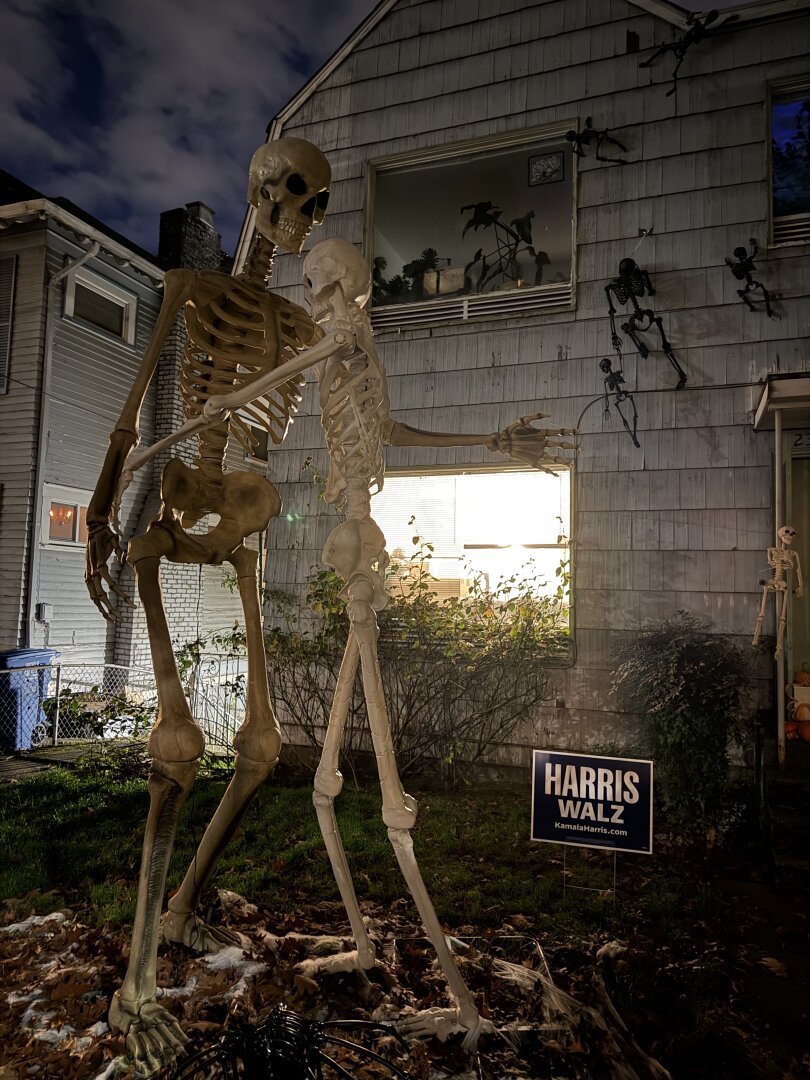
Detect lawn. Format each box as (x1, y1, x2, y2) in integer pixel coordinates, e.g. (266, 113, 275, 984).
(1, 750, 806, 1079)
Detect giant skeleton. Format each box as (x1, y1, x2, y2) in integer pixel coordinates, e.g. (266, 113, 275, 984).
(86, 139, 573, 1074)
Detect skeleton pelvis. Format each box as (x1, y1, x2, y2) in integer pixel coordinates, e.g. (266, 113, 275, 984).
(153, 459, 281, 563)
(322, 519, 389, 610)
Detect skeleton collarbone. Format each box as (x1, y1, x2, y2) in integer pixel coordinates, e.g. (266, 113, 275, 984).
(181, 273, 319, 461)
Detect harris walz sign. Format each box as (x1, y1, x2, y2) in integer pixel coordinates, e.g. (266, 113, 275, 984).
(531, 750, 653, 854)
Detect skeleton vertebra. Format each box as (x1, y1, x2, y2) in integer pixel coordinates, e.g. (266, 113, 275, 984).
(753, 525, 804, 658)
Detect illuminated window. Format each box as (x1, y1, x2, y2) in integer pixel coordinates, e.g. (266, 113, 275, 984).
(371, 469, 570, 611)
(43, 486, 91, 546)
(369, 126, 575, 326)
(64, 267, 137, 343)
(770, 79, 810, 244)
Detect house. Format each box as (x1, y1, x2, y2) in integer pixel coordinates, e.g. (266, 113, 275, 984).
(233, 0, 810, 763)
(0, 173, 253, 673)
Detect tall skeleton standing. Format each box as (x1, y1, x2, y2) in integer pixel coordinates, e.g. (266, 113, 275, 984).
(86, 139, 573, 1073)
(752, 525, 804, 659)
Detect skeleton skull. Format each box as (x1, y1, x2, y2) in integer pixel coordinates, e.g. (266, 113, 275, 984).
(778, 525, 798, 546)
(248, 138, 331, 254)
(303, 239, 372, 322)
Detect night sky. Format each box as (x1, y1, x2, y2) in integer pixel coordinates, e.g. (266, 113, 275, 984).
(1, 0, 741, 258)
(0, 0, 377, 256)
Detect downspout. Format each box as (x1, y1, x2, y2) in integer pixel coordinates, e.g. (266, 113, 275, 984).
(774, 407, 785, 767)
(24, 241, 100, 647)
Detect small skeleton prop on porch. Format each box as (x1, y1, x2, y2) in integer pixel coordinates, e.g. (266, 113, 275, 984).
(639, 9, 735, 97)
(600, 357, 640, 448)
(753, 526, 805, 659)
(91, 220, 574, 1068)
(726, 239, 774, 318)
(605, 258, 686, 390)
(565, 117, 628, 165)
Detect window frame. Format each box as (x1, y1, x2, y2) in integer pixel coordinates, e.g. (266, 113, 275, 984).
(768, 75, 810, 248)
(364, 122, 578, 330)
(374, 463, 573, 632)
(63, 266, 138, 344)
(41, 484, 93, 548)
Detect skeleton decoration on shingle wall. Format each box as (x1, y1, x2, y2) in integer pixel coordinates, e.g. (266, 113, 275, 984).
(86, 135, 574, 1070)
(605, 258, 686, 389)
(565, 117, 628, 165)
(726, 239, 774, 318)
(753, 526, 804, 659)
(600, 357, 640, 448)
(639, 9, 736, 97)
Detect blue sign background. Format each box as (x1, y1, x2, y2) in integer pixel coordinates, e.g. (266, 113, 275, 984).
(531, 750, 654, 854)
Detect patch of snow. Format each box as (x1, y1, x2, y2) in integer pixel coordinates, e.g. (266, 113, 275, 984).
(7, 989, 42, 1005)
(156, 975, 198, 999)
(92, 1057, 129, 1080)
(32, 1025, 76, 1047)
(1, 911, 67, 934)
(87, 1020, 109, 1037)
(203, 945, 250, 970)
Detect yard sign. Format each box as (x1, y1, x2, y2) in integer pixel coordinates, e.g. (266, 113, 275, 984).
(531, 750, 654, 854)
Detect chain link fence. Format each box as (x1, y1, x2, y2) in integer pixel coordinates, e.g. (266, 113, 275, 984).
(0, 656, 248, 756)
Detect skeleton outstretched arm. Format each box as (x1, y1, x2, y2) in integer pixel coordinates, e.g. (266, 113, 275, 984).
(383, 414, 576, 473)
(116, 327, 355, 490)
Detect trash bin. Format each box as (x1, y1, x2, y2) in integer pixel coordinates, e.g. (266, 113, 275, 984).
(0, 648, 60, 752)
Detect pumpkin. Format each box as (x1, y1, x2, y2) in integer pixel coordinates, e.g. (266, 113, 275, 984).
(799, 721, 810, 744)
(795, 702, 810, 723)
(785, 720, 800, 740)
(794, 670, 810, 687)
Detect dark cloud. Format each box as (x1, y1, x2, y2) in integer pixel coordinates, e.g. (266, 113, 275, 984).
(0, 0, 377, 254)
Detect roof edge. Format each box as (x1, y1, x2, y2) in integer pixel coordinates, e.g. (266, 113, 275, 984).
(0, 198, 164, 282)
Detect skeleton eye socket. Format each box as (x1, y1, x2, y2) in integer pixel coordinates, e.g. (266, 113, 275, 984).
(286, 173, 308, 196)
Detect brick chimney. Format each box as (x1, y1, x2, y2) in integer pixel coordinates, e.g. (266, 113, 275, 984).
(158, 201, 231, 271)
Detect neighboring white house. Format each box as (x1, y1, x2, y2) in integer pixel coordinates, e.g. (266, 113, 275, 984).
(233, 0, 810, 760)
(0, 173, 252, 667)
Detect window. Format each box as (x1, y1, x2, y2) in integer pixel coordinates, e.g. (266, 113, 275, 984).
(770, 78, 810, 244)
(42, 486, 91, 546)
(371, 468, 570, 612)
(64, 267, 137, 343)
(368, 125, 575, 327)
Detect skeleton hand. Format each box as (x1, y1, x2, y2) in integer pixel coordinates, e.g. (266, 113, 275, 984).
(487, 413, 577, 471)
(85, 521, 132, 622)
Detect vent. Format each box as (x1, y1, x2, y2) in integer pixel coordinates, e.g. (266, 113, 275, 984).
(371, 281, 573, 332)
(773, 214, 810, 245)
(0, 254, 16, 394)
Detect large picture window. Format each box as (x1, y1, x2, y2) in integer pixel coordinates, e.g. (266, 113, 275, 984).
(770, 79, 810, 244)
(369, 127, 575, 326)
(371, 468, 570, 617)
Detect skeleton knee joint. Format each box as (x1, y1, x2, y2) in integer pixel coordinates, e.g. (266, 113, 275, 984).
(314, 766, 344, 799)
(232, 719, 281, 766)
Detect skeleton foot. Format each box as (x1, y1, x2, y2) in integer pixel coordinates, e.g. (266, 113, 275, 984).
(397, 1006, 493, 1050)
(110, 992, 189, 1077)
(162, 908, 246, 953)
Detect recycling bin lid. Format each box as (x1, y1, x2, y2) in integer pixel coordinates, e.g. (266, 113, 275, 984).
(0, 648, 61, 668)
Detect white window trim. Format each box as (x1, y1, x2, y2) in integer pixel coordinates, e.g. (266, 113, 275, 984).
(365, 121, 578, 331)
(63, 266, 137, 344)
(41, 483, 93, 547)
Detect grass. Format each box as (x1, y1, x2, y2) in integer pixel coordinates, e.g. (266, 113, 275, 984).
(0, 759, 598, 930)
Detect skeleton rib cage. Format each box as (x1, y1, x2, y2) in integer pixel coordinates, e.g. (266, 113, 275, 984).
(180, 277, 317, 478)
(319, 317, 388, 506)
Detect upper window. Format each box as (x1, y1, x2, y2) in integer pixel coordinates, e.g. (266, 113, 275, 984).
(371, 468, 570, 618)
(369, 126, 575, 327)
(42, 485, 91, 546)
(64, 267, 137, 343)
(770, 79, 810, 245)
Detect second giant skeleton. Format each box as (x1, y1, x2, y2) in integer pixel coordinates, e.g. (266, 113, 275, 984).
(87, 140, 572, 1074)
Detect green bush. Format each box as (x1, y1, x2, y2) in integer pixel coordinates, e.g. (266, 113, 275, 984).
(611, 612, 749, 832)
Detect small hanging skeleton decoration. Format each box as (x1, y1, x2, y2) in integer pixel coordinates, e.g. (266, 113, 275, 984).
(753, 526, 805, 659)
(600, 357, 640, 448)
(605, 258, 686, 389)
(95, 197, 574, 1071)
(565, 117, 628, 165)
(639, 9, 735, 97)
(725, 239, 774, 318)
